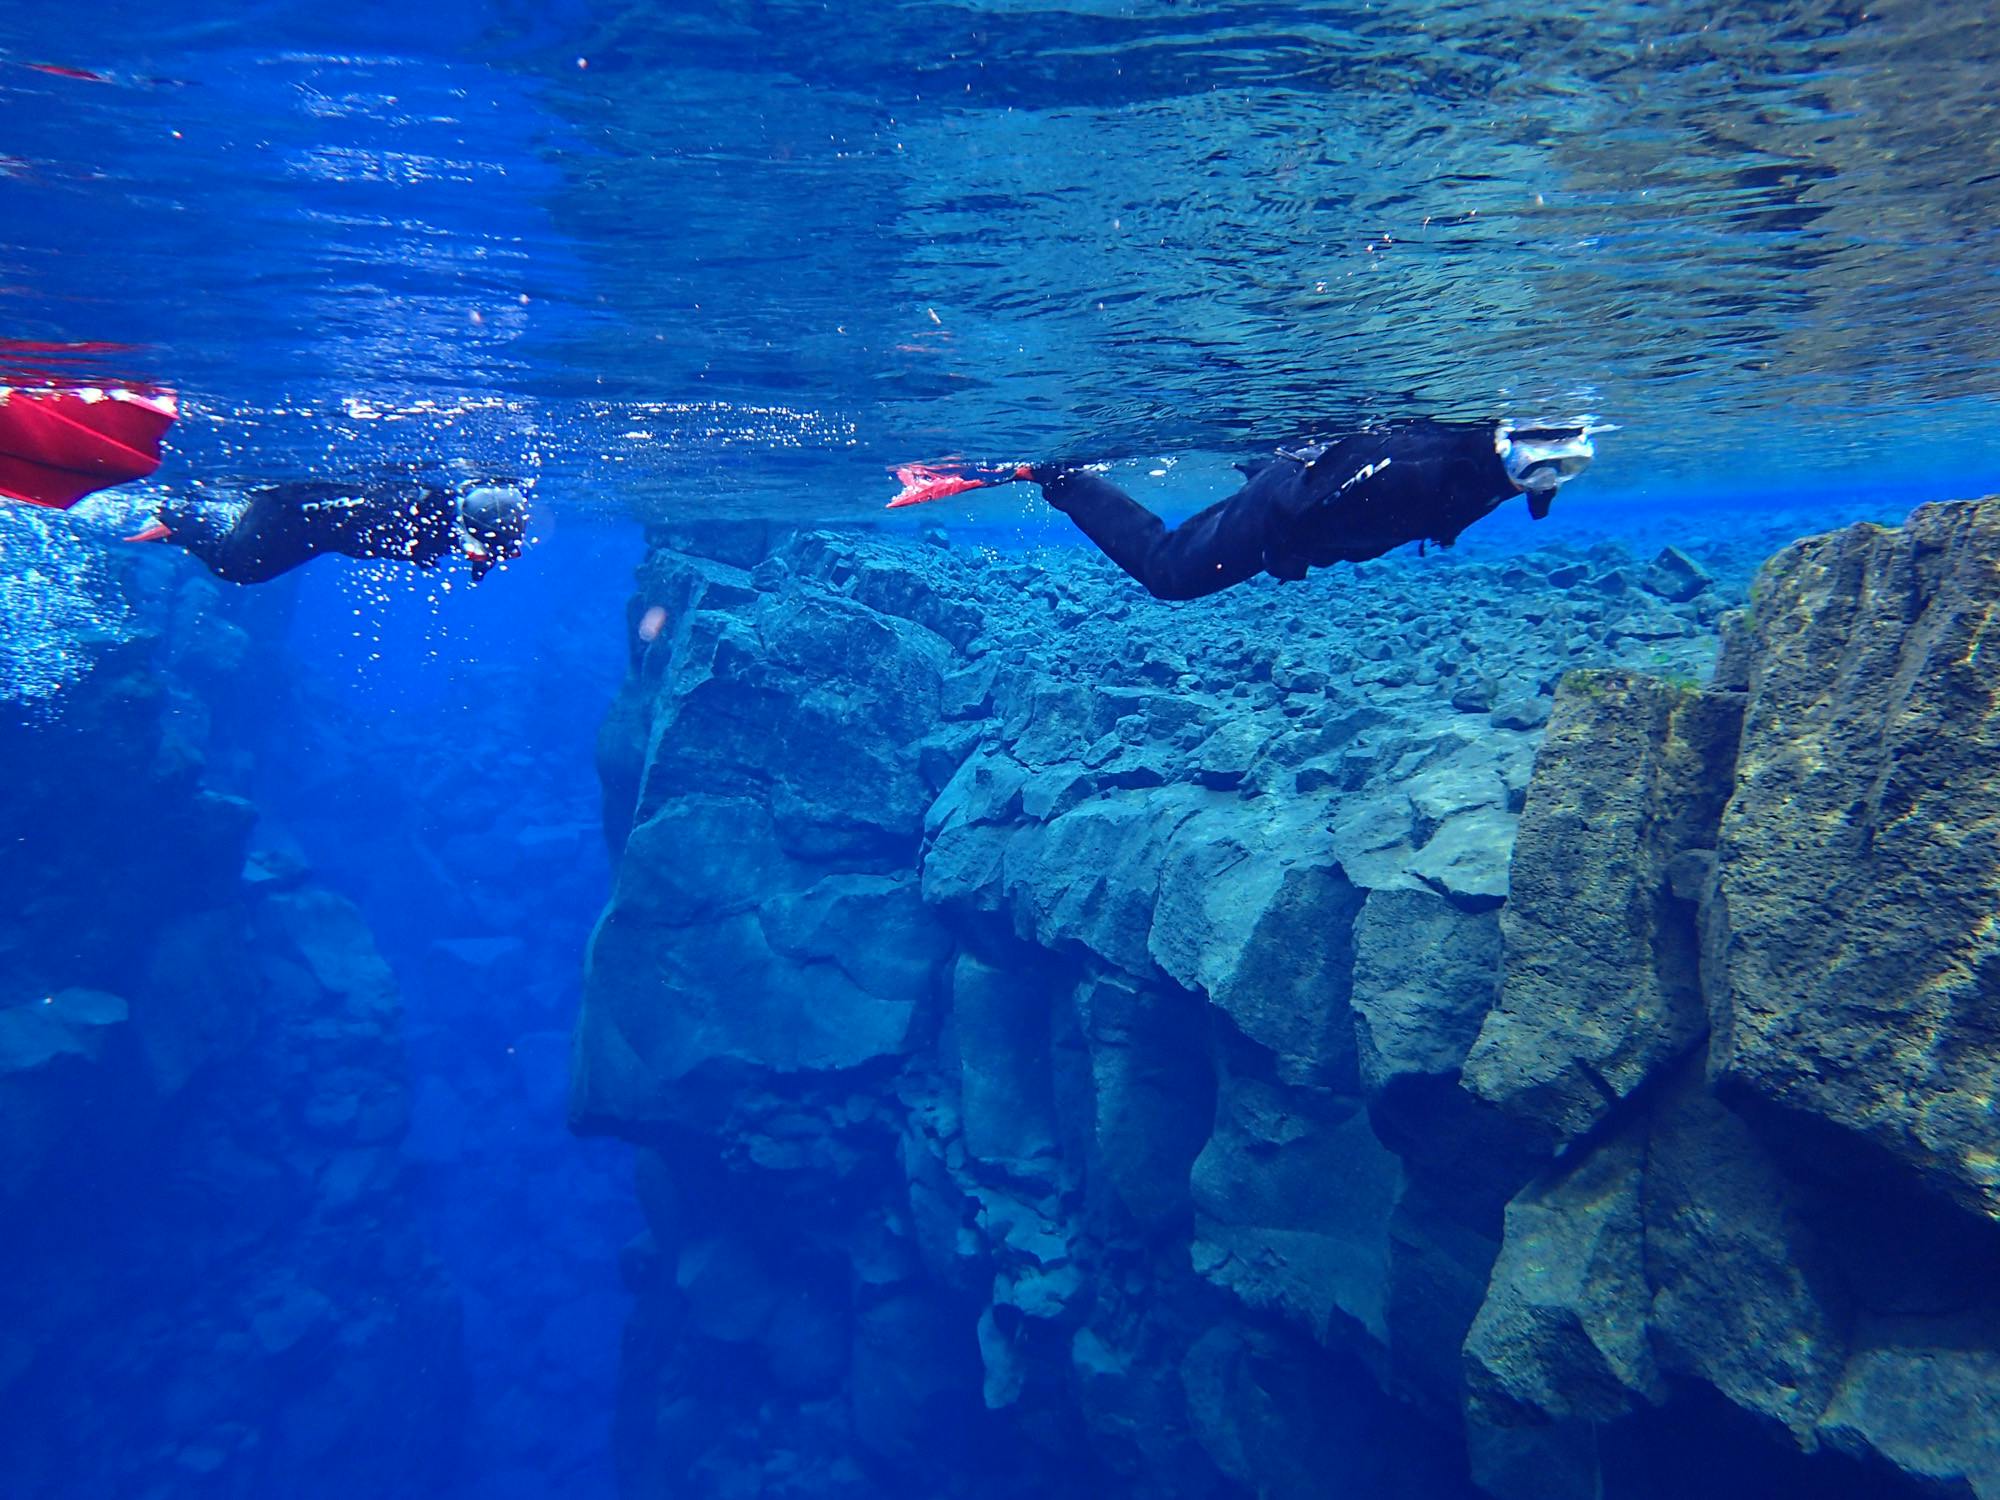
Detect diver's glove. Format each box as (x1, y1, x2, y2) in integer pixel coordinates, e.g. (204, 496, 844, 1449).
(1497, 422, 1602, 517)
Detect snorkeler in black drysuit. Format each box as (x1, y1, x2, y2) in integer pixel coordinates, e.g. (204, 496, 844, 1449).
(127, 481, 531, 584)
(888, 419, 1599, 600)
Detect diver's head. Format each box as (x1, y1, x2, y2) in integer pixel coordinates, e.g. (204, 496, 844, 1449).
(457, 484, 530, 581)
(1498, 424, 1596, 490)
(1497, 422, 1605, 519)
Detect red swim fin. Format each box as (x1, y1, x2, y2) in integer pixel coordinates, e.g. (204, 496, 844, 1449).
(886, 461, 1031, 509)
(124, 521, 171, 543)
(27, 63, 113, 83)
(0, 385, 178, 508)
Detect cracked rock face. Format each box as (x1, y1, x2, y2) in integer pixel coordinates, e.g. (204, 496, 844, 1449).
(1463, 671, 1744, 1149)
(1459, 500, 2000, 1500)
(1710, 501, 2000, 1220)
(581, 504, 2000, 1500)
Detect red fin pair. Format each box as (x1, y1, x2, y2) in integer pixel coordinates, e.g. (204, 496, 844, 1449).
(886, 461, 1032, 509)
(0, 384, 178, 509)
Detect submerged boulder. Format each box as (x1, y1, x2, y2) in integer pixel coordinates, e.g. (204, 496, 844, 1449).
(1639, 545, 1715, 604)
(1641, 1067, 1850, 1440)
(577, 541, 962, 1129)
(1458, 503, 2000, 1497)
(1192, 1033, 1401, 1354)
(1350, 889, 1499, 1111)
(1708, 500, 2000, 1219)
(1069, 966, 1212, 1232)
(1463, 671, 1742, 1149)
(1464, 1125, 1662, 1427)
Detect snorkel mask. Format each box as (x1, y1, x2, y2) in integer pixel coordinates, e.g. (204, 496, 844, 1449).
(1496, 422, 1612, 499)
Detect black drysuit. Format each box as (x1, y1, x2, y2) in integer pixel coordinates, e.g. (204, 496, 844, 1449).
(1040, 419, 1542, 600)
(159, 483, 472, 584)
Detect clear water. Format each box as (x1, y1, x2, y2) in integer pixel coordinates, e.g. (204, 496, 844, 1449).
(3, 4, 1999, 1499)
(5, 0, 2000, 514)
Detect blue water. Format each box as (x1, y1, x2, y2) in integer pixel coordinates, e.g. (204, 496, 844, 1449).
(3, 2, 2000, 1498)
(254, 522, 642, 1498)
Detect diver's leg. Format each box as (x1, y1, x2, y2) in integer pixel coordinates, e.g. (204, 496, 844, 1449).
(1040, 470, 1267, 601)
(198, 492, 313, 583)
(145, 498, 238, 580)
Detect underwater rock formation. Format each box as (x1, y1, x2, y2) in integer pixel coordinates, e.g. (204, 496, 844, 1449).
(1710, 502, 2000, 1217)
(1462, 671, 1743, 1148)
(581, 503, 2000, 1500)
(0, 590, 466, 1500)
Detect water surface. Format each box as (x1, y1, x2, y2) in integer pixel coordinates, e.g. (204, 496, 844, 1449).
(3, 0, 1998, 513)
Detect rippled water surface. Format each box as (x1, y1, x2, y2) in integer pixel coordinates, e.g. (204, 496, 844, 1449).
(4, 0, 2000, 514)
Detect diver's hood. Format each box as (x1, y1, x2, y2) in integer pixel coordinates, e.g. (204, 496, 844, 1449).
(456, 484, 529, 581)
(460, 483, 528, 541)
(460, 484, 528, 534)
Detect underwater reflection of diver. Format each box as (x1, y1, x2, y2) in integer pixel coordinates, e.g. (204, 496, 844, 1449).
(127, 482, 532, 585)
(888, 419, 1603, 601)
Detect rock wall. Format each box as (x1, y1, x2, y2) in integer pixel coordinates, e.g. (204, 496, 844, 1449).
(1462, 499, 2000, 1498)
(0, 584, 467, 1499)
(579, 504, 2000, 1499)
